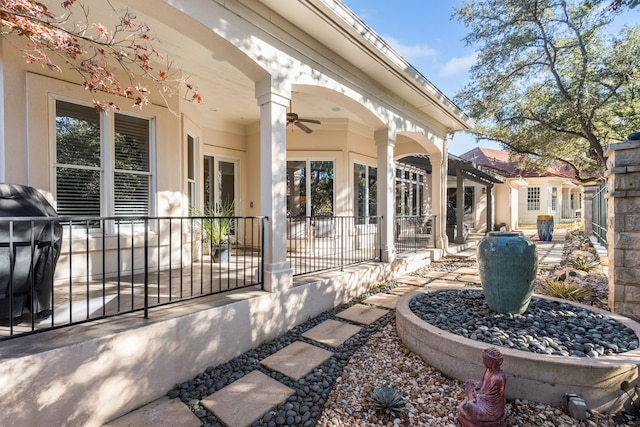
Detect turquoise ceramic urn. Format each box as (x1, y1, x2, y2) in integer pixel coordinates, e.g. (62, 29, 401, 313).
(477, 231, 538, 314)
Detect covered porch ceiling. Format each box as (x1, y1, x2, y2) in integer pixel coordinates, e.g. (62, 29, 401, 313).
(116, 0, 473, 134)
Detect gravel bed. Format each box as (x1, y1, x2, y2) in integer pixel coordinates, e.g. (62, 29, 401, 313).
(411, 257, 477, 274)
(409, 289, 639, 357)
(317, 320, 636, 427)
(166, 295, 394, 427)
(167, 231, 638, 426)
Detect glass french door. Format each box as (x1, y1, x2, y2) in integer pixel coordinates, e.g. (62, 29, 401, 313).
(203, 156, 237, 216)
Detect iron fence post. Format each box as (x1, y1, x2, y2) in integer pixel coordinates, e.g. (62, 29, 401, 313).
(433, 215, 438, 249)
(144, 218, 149, 319)
(261, 217, 267, 289)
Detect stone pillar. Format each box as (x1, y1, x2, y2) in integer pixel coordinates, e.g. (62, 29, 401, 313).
(605, 132, 640, 320)
(256, 80, 293, 293)
(375, 130, 396, 263)
(581, 185, 597, 235)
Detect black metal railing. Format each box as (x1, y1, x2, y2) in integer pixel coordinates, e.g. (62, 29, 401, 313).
(592, 180, 607, 246)
(0, 215, 266, 340)
(286, 216, 381, 276)
(395, 215, 435, 253)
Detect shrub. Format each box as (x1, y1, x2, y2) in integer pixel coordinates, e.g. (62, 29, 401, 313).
(541, 280, 591, 302)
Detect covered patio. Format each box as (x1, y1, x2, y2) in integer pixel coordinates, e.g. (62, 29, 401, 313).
(0, 1, 475, 425)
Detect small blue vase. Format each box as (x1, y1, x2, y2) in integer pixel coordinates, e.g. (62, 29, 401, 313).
(536, 215, 554, 241)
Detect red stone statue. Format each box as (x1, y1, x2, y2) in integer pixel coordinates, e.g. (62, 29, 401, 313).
(458, 347, 508, 427)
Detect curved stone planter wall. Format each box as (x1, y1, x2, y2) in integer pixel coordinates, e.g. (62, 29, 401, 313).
(396, 288, 640, 413)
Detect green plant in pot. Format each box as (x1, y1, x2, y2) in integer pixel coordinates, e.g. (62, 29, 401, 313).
(192, 202, 235, 262)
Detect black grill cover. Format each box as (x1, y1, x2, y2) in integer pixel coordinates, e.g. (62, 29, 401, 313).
(0, 184, 62, 318)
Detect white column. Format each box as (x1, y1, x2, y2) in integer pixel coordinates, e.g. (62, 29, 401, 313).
(375, 130, 395, 263)
(486, 185, 493, 233)
(430, 152, 445, 249)
(437, 133, 452, 249)
(455, 170, 466, 243)
(256, 80, 292, 293)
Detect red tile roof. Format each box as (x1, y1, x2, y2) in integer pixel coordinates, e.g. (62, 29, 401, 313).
(459, 147, 575, 179)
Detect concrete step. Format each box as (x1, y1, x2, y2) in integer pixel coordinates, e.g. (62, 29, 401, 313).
(335, 303, 388, 325)
(301, 319, 361, 348)
(201, 370, 295, 427)
(260, 341, 334, 381)
(362, 293, 398, 309)
(103, 397, 201, 427)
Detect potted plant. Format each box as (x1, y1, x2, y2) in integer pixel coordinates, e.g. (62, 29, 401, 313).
(192, 202, 234, 262)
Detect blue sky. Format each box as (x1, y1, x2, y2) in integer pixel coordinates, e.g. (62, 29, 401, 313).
(340, 0, 640, 155)
(340, 0, 492, 155)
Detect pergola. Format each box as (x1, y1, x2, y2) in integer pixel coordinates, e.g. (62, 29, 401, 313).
(448, 154, 505, 243)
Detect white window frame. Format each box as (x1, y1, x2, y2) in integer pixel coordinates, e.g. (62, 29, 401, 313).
(51, 96, 156, 223)
(201, 154, 240, 215)
(527, 187, 541, 211)
(286, 158, 336, 217)
(550, 186, 558, 211)
(186, 134, 199, 212)
(354, 161, 378, 219)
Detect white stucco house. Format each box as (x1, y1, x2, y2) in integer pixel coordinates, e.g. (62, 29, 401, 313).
(1, 0, 474, 286)
(0, 1, 475, 425)
(456, 147, 583, 232)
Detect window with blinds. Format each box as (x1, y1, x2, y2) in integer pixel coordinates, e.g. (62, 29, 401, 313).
(114, 113, 150, 217)
(55, 99, 153, 219)
(55, 101, 102, 217)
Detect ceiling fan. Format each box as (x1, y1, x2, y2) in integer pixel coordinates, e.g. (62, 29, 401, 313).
(287, 100, 321, 133)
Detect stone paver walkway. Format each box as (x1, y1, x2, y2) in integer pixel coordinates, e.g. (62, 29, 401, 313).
(104, 228, 569, 426)
(201, 371, 295, 427)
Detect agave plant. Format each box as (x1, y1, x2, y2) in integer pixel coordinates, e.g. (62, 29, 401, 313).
(541, 279, 592, 302)
(367, 385, 406, 417)
(565, 255, 599, 272)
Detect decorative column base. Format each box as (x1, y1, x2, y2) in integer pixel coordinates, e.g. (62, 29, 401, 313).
(263, 261, 293, 293)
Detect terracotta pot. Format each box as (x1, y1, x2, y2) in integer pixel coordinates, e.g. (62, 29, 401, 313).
(477, 232, 538, 314)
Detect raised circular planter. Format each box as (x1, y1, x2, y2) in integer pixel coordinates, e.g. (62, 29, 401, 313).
(396, 288, 640, 413)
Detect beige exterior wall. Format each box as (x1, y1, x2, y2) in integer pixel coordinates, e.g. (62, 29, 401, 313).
(494, 183, 513, 230)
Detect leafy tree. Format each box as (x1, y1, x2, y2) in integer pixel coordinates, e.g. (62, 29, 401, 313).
(600, 0, 640, 11)
(454, 0, 640, 181)
(0, 0, 201, 111)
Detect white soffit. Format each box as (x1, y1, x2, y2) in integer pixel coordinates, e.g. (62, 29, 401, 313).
(259, 0, 475, 132)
